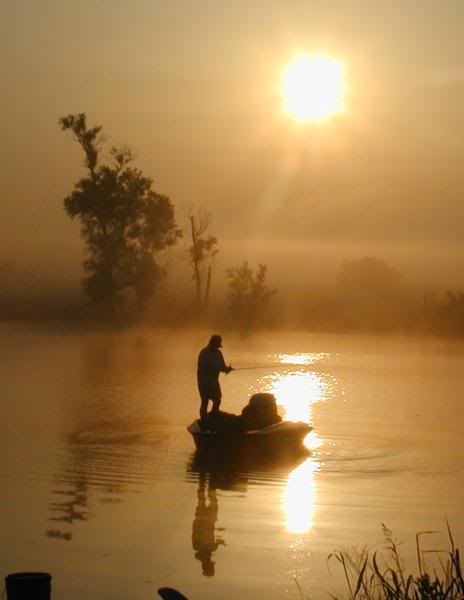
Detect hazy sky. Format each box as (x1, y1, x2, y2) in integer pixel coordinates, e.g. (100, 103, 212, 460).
(2, 0, 464, 288)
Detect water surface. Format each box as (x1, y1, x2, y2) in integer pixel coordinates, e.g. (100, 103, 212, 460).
(1, 324, 463, 599)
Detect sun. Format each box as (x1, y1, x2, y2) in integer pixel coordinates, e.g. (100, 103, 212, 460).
(281, 53, 346, 123)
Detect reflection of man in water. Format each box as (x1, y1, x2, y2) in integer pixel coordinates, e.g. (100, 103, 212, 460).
(191, 475, 225, 577)
(197, 335, 233, 420)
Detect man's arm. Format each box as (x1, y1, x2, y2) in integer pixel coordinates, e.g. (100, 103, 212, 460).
(218, 350, 233, 374)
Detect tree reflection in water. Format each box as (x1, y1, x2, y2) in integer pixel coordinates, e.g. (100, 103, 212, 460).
(45, 440, 127, 542)
(45, 334, 165, 542)
(47, 467, 90, 541)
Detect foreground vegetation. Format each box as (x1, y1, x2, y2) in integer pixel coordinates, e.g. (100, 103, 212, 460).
(324, 523, 463, 600)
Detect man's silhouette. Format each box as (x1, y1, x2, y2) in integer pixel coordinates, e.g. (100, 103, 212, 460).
(197, 335, 232, 420)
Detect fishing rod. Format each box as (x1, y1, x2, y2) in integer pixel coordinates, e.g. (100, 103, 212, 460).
(231, 364, 306, 371)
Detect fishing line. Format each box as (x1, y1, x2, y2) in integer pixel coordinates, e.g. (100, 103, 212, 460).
(232, 364, 306, 371)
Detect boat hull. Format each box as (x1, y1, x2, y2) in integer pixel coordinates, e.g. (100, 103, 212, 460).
(187, 420, 311, 455)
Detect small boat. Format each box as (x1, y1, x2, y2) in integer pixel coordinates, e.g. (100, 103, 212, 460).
(187, 419, 312, 455)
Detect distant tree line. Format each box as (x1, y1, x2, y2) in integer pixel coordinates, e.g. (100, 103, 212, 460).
(3, 112, 462, 335)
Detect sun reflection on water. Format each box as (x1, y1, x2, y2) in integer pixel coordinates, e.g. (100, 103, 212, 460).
(274, 352, 330, 366)
(304, 429, 323, 452)
(256, 352, 334, 534)
(284, 458, 319, 533)
(270, 371, 327, 423)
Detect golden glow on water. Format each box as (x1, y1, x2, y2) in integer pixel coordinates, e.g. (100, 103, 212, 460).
(264, 371, 328, 423)
(274, 352, 329, 366)
(258, 355, 334, 447)
(260, 357, 331, 534)
(284, 458, 319, 533)
(304, 429, 323, 451)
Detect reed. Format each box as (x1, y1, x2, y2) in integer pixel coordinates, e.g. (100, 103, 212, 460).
(326, 521, 464, 600)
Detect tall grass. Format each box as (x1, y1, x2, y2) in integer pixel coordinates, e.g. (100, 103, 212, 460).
(327, 522, 464, 600)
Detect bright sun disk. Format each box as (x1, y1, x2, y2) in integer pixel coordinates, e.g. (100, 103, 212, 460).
(282, 53, 346, 123)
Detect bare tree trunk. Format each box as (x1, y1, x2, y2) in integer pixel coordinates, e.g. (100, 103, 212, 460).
(204, 265, 211, 311)
(190, 216, 202, 312)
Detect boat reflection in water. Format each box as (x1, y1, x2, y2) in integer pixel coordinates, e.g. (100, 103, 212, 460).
(187, 453, 248, 577)
(187, 447, 308, 577)
(191, 472, 226, 577)
(190, 464, 242, 578)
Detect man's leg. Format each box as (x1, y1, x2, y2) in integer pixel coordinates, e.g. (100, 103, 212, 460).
(211, 387, 222, 414)
(199, 395, 209, 420)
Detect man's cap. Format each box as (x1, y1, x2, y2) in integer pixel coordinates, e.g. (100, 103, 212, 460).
(209, 335, 222, 347)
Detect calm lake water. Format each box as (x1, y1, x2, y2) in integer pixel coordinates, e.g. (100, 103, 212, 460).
(1, 323, 464, 599)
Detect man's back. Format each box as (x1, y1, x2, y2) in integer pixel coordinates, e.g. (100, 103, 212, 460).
(197, 346, 226, 385)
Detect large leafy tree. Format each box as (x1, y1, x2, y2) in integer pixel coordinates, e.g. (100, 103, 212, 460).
(60, 113, 182, 311)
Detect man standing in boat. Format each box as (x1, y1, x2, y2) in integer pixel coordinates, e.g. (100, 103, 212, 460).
(197, 335, 233, 420)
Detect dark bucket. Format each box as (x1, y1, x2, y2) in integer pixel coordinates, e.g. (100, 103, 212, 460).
(5, 572, 52, 600)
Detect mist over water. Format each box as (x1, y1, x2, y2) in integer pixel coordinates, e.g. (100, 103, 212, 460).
(1, 324, 463, 598)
